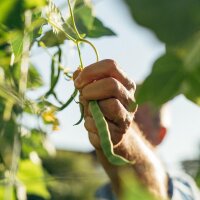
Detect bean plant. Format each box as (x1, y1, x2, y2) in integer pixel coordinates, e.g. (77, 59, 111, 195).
(1, 0, 200, 199)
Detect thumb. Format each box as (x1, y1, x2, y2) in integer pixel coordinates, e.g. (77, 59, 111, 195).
(73, 67, 82, 83)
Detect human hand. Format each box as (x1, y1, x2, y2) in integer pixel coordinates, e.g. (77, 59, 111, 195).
(74, 59, 137, 153)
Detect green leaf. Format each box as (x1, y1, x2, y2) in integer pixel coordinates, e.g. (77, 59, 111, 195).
(0, 119, 18, 168)
(10, 31, 23, 62)
(31, 14, 47, 43)
(0, 49, 11, 67)
(17, 159, 50, 199)
(136, 53, 185, 106)
(73, 4, 94, 32)
(124, 0, 200, 45)
(27, 64, 43, 89)
(165, 33, 200, 105)
(24, 0, 46, 9)
(40, 2, 115, 47)
(120, 170, 156, 200)
(21, 129, 49, 159)
(166, 32, 200, 71)
(0, 0, 19, 25)
(74, 0, 86, 9)
(0, 186, 16, 200)
(0, 0, 23, 29)
(73, 5, 116, 38)
(87, 18, 116, 38)
(39, 30, 67, 47)
(183, 68, 200, 105)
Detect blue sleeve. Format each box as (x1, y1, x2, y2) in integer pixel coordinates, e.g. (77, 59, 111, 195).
(169, 173, 200, 200)
(95, 174, 200, 200)
(95, 183, 116, 200)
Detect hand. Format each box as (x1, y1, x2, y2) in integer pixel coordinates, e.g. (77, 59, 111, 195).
(74, 59, 137, 152)
(74, 60, 168, 199)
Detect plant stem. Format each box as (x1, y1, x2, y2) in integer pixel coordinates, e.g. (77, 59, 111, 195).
(76, 41, 84, 69)
(79, 38, 99, 62)
(58, 88, 78, 111)
(7, 10, 32, 200)
(67, 0, 82, 39)
(19, 10, 32, 95)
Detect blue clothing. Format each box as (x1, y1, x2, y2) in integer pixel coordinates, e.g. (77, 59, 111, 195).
(170, 172, 200, 200)
(95, 172, 200, 200)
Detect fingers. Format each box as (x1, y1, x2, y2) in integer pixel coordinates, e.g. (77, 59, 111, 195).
(79, 95, 90, 117)
(98, 98, 134, 133)
(74, 59, 136, 92)
(82, 77, 135, 110)
(84, 116, 124, 148)
(84, 117, 98, 133)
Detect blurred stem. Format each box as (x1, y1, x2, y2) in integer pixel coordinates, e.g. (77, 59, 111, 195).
(5, 133, 21, 200)
(6, 10, 32, 200)
(45, 50, 61, 97)
(19, 10, 32, 96)
(3, 100, 14, 121)
(52, 92, 64, 105)
(39, 41, 66, 72)
(58, 88, 78, 111)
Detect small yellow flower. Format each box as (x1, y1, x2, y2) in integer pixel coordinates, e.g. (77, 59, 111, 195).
(42, 108, 60, 131)
(52, 121, 60, 131)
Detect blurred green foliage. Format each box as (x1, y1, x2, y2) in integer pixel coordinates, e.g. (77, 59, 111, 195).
(0, 0, 115, 199)
(124, 0, 200, 45)
(42, 150, 106, 200)
(17, 159, 50, 199)
(0, 0, 200, 199)
(124, 0, 200, 107)
(119, 170, 156, 200)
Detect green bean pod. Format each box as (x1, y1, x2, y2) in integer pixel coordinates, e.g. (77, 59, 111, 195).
(89, 100, 135, 166)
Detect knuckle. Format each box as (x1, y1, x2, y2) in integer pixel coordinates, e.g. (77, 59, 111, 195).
(79, 95, 86, 104)
(88, 133, 101, 149)
(98, 98, 121, 121)
(130, 81, 136, 91)
(110, 98, 121, 113)
(108, 77, 120, 93)
(119, 124, 129, 134)
(84, 117, 97, 132)
(104, 59, 119, 72)
(104, 59, 117, 67)
(81, 86, 90, 100)
(120, 114, 132, 134)
(100, 98, 118, 107)
(84, 119, 90, 131)
(126, 79, 136, 92)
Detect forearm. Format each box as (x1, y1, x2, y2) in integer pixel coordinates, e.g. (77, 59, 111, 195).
(96, 123, 168, 199)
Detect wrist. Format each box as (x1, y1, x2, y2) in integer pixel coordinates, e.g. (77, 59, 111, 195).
(113, 127, 136, 161)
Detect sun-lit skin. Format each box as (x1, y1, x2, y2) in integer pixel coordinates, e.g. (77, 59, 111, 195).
(74, 59, 169, 199)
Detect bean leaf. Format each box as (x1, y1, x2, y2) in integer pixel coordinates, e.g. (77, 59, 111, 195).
(124, 0, 200, 45)
(136, 53, 185, 106)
